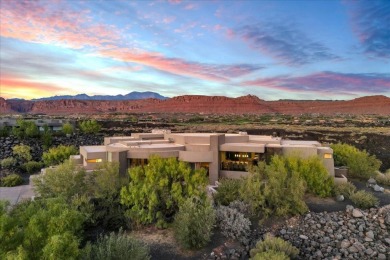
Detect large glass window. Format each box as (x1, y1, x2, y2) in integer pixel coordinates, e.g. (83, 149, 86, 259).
(220, 152, 264, 171)
(128, 158, 148, 168)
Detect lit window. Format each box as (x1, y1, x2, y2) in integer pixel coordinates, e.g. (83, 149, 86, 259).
(323, 153, 332, 159)
(86, 158, 103, 163)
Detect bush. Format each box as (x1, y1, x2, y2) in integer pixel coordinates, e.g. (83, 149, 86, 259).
(251, 250, 289, 260)
(12, 144, 32, 162)
(22, 161, 44, 174)
(174, 197, 216, 249)
(292, 156, 334, 197)
(121, 156, 208, 228)
(216, 205, 251, 244)
(228, 200, 250, 217)
(375, 172, 390, 186)
(1, 157, 16, 169)
(82, 229, 150, 260)
(240, 157, 310, 220)
(42, 145, 78, 166)
(41, 132, 53, 150)
(0, 126, 10, 137)
(0, 198, 84, 259)
(250, 233, 299, 259)
(79, 120, 101, 134)
(62, 122, 74, 135)
(331, 143, 381, 180)
(1, 173, 23, 187)
(214, 178, 243, 206)
(350, 190, 378, 209)
(334, 182, 356, 199)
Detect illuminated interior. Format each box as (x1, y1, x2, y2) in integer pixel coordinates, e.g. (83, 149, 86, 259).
(128, 158, 148, 168)
(324, 153, 333, 159)
(86, 158, 103, 163)
(220, 151, 264, 171)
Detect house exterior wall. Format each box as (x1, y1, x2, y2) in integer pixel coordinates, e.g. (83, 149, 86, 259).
(77, 132, 336, 184)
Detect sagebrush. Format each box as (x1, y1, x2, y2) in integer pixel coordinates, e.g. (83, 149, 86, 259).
(82, 229, 150, 260)
(250, 233, 299, 259)
(350, 190, 378, 209)
(334, 182, 356, 199)
(216, 205, 251, 244)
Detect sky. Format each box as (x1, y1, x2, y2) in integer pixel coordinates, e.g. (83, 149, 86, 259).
(0, 0, 389, 101)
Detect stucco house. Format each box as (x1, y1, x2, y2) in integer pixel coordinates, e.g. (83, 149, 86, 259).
(71, 130, 335, 184)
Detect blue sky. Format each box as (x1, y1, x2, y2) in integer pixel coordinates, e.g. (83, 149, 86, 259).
(0, 0, 389, 100)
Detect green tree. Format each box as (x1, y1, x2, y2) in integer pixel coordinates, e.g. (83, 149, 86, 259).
(0, 198, 84, 260)
(120, 155, 208, 228)
(79, 120, 101, 134)
(174, 197, 215, 249)
(62, 122, 74, 135)
(240, 157, 308, 220)
(331, 143, 381, 179)
(12, 119, 40, 139)
(41, 124, 53, 150)
(12, 144, 32, 162)
(33, 160, 87, 201)
(42, 145, 78, 166)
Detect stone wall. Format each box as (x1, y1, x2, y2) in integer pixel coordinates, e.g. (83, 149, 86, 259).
(0, 134, 103, 161)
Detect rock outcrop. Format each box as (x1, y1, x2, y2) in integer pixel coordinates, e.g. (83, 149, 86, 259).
(1, 95, 389, 115)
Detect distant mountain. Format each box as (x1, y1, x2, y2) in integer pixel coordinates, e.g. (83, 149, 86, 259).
(2, 95, 390, 115)
(31, 91, 168, 101)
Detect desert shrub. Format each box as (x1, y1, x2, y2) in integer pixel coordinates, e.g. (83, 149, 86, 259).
(291, 156, 334, 197)
(375, 172, 390, 186)
(239, 163, 267, 215)
(1, 157, 16, 169)
(22, 161, 44, 174)
(0, 126, 10, 137)
(33, 160, 87, 201)
(41, 131, 53, 150)
(251, 250, 289, 260)
(0, 198, 84, 259)
(79, 120, 101, 134)
(250, 233, 299, 259)
(62, 122, 74, 135)
(82, 229, 150, 260)
(174, 197, 216, 249)
(42, 145, 78, 166)
(334, 182, 356, 199)
(228, 200, 250, 217)
(350, 190, 379, 209)
(331, 143, 381, 179)
(121, 155, 208, 228)
(214, 178, 243, 206)
(12, 144, 32, 162)
(216, 205, 251, 244)
(1, 173, 23, 187)
(11, 119, 40, 139)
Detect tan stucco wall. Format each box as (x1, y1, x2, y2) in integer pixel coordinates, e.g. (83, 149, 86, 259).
(317, 147, 335, 177)
(179, 151, 213, 162)
(220, 170, 248, 179)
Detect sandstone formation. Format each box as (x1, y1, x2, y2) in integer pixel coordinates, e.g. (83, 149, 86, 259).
(1, 95, 389, 115)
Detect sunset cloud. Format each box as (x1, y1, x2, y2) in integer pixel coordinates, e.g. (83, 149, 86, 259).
(346, 0, 390, 59)
(243, 72, 390, 95)
(99, 48, 262, 81)
(232, 22, 340, 66)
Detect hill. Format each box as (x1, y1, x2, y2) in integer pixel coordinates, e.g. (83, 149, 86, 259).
(1, 95, 389, 115)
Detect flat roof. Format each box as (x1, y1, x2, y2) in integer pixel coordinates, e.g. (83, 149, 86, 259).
(82, 146, 107, 153)
(138, 143, 185, 149)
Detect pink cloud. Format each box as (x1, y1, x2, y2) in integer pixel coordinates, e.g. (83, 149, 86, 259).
(168, 0, 182, 4)
(162, 16, 176, 24)
(0, 1, 120, 49)
(0, 0, 261, 83)
(184, 3, 196, 10)
(243, 72, 390, 95)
